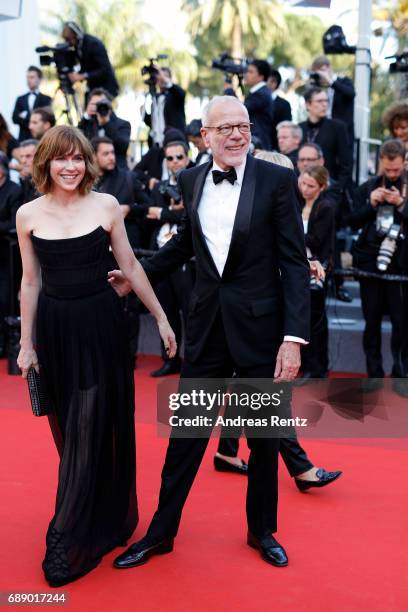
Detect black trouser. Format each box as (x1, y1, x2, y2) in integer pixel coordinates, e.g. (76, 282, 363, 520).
(0, 262, 9, 350)
(155, 264, 195, 362)
(301, 287, 329, 377)
(145, 312, 282, 544)
(359, 278, 408, 378)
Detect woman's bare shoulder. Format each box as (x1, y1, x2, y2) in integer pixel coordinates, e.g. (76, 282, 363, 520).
(91, 191, 120, 210)
(16, 195, 47, 225)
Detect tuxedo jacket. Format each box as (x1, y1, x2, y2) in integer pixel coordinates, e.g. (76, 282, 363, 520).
(299, 117, 352, 190)
(142, 155, 310, 366)
(144, 85, 186, 135)
(331, 77, 355, 144)
(271, 95, 292, 151)
(244, 86, 275, 151)
(80, 34, 119, 97)
(12, 92, 52, 141)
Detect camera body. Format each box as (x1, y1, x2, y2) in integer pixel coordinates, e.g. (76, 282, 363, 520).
(388, 52, 408, 74)
(309, 72, 322, 87)
(158, 181, 182, 204)
(377, 223, 402, 272)
(95, 99, 112, 117)
(141, 54, 169, 90)
(212, 53, 248, 78)
(36, 43, 77, 93)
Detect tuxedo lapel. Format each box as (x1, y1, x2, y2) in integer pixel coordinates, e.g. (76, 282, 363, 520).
(222, 155, 256, 278)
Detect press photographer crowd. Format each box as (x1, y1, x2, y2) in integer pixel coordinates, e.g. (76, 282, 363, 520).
(1, 20, 408, 395)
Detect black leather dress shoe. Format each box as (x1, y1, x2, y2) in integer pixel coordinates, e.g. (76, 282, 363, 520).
(247, 532, 288, 567)
(113, 538, 174, 569)
(295, 468, 342, 492)
(336, 287, 353, 302)
(214, 455, 248, 475)
(150, 360, 181, 378)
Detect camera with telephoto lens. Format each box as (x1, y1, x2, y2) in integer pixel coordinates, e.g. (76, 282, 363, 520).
(212, 53, 248, 78)
(35, 43, 77, 94)
(377, 224, 402, 272)
(158, 180, 182, 204)
(95, 99, 112, 117)
(386, 52, 408, 74)
(141, 54, 169, 90)
(309, 72, 322, 86)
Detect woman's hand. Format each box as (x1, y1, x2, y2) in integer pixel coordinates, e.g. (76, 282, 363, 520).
(107, 270, 133, 297)
(157, 317, 177, 359)
(17, 346, 39, 378)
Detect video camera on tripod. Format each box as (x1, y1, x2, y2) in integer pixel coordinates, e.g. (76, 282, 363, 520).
(141, 55, 169, 94)
(386, 51, 408, 74)
(212, 53, 248, 91)
(35, 43, 81, 125)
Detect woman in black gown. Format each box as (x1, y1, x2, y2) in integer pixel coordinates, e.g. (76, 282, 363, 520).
(16, 125, 177, 587)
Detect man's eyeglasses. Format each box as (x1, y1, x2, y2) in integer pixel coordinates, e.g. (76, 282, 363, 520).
(165, 154, 185, 161)
(203, 123, 253, 136)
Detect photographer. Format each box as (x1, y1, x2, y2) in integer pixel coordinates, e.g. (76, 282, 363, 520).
(146, 140, 193, 377)
(78, 88, 130, 168)
(350, 140, 408, 395)
(62, 21, 119, 98)
(143, 67, 186, 146)
(310, 55, 355, 147)
(12, 66, 53, 141)
(299, 166, 335, 378)
(92, 136, 151, 249)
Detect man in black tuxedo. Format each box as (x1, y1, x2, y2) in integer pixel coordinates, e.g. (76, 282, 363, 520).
(78, 88, 130, 169)
(243, 60, 275, 150)
(267, 69, 292, 151)
(62, 22, 119, 98)
(143, 67, 186, 146)
(299, 87, 352, 192)
(111, 96, 313, 569)
(310, 56, 355, 148)
(12, 66, 52, 142)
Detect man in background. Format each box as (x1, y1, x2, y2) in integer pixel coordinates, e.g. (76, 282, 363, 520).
(12, 66, 52, 142)
(267, 68, 292, 151)
(143, 67, 186, 147)
(28, 108, 55, 140)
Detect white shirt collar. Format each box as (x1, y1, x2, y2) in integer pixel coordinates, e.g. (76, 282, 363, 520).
(250, 81, 266, 94)
(211, 157, 247, 186)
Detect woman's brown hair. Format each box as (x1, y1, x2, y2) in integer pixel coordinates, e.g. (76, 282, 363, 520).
(32, 125, 98, 195)
(301, 165, 329, 190)
(382, 101, 408, 134)
(0, 114, 12, 153)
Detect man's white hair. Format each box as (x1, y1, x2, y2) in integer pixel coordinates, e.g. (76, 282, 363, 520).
(201, 96, 248, 126)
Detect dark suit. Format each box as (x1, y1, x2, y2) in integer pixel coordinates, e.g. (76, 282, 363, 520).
(330, 77, 355, 146)
(78, 113, 130, 169)
(79, 34, 119, 97)
(244, 86, 275, 151)
(299, 117, 352, 190)
(12, 92, 52, 141)
(139, 155, 311, 542)
(271, 95, 292, 151)
(144, 85, 186, 142)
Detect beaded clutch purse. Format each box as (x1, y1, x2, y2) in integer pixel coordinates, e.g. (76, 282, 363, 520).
(27, 367, 51, 417)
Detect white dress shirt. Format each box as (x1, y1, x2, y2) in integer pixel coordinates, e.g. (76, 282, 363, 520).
(198, 159, 306, 344)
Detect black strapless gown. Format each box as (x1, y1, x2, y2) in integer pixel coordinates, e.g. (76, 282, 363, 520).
(31, 226, 138, 586)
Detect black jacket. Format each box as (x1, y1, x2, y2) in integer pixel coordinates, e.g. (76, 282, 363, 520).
(244, 85, 275, 150)
(0, 179, 23, 260)
(144, 85, 186, 136)
(12, 92, 53, 141)
(78, 113, 130, 169)
(350, 175, 408, 273)
(133, 146, 195, 189)
(299, 117, 352, 189)
(303, 195, 335, 266)
(141, 155, 310, 366)
(271, 95, 292, 150)
(331, 77, 355, 145)
(79, 34, 119, 97)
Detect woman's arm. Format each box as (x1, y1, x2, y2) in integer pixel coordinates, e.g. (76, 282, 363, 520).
(106, 196, 177, 357)
(16, 206, 41, 377)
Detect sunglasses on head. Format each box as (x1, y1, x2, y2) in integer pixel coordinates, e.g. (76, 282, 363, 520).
(166, 154, 185, 161)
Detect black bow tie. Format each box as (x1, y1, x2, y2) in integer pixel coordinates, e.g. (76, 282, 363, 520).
(212, 168, 237, 186)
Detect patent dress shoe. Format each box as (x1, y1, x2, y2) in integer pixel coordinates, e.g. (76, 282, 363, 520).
(247, 532, 288, 567)
(113, 538, 174, 569)
(150, 360, 181, 378)
(214, 455, 248, 475)
(295, 468, 342, 492)
(336, 287, 353, 303)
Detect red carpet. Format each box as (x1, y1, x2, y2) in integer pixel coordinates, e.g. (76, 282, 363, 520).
(0, 356, 407, 611)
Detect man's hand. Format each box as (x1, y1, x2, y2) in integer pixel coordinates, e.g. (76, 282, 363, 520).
(148, 177, 159, 191)
(309, 260, 325, 281)
(147, 206, 162, 220)
(316, 70, 331, 87)
(274, 341, 301, 382)
(370, 187, 386, 208)
(107, 270, 132, 297)
(68, 72, 85, 83)
(383, 186, 404, 207)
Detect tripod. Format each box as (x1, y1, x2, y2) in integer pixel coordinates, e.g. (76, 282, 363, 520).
(54, 72, 82, 125)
